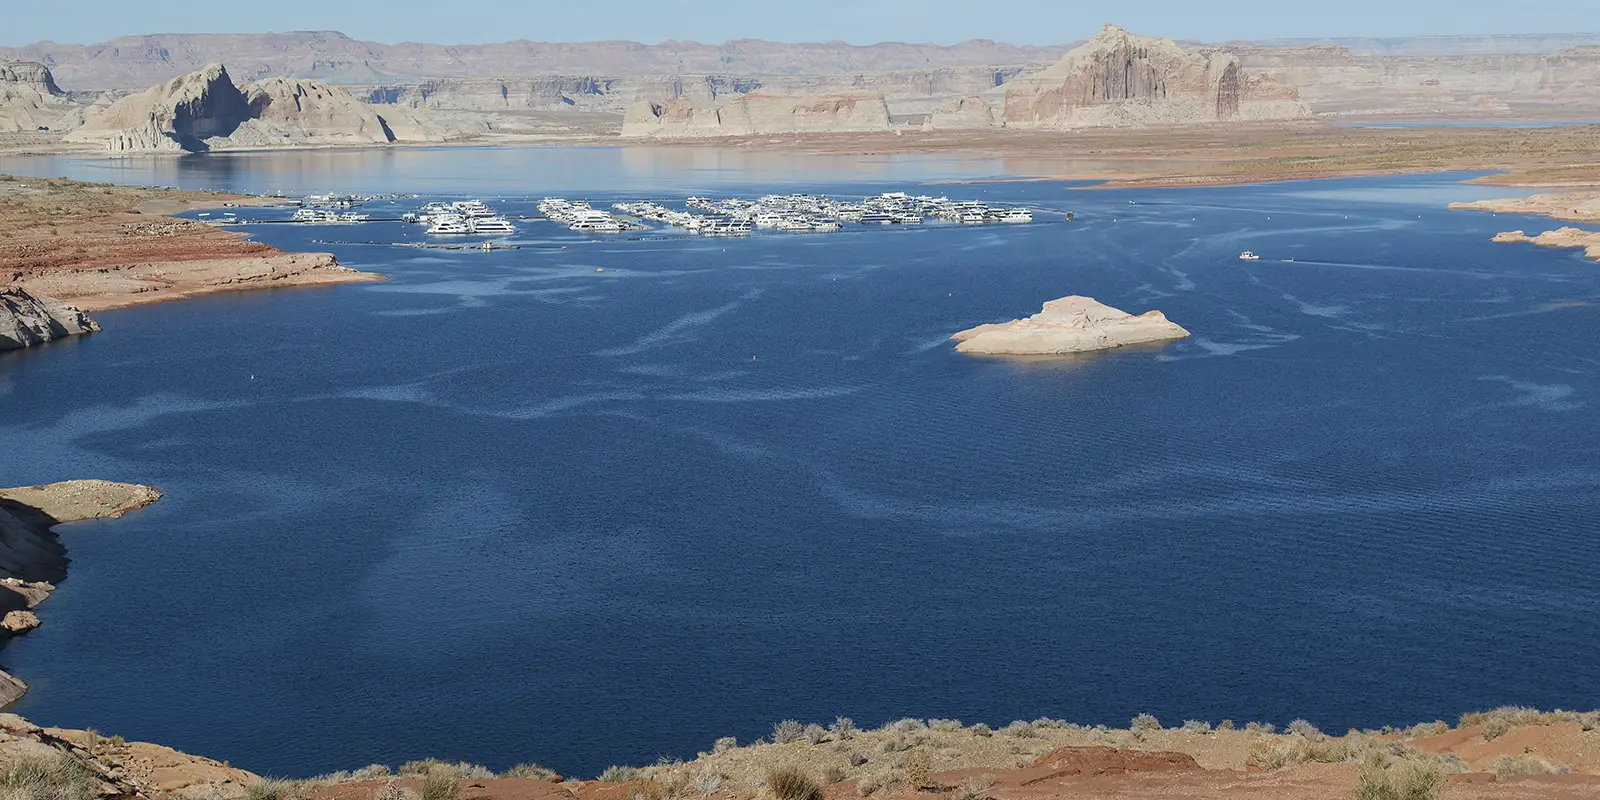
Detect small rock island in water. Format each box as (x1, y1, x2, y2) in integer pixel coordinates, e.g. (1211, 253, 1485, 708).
(952, 295, 1190, 355)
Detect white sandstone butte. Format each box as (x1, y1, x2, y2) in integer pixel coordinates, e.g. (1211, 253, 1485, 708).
(951, 295, 1190, 355)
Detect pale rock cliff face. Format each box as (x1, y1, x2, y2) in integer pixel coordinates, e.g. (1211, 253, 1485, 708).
(621, 90, 893, 138)
(0, 61, 87, 133)
(928, 95, 1001, 129)
(1001, 25, 1310, 128)
(0, 289, 98, 351)
(952, 296, 1190, 355)
(65, 64, 471, 152)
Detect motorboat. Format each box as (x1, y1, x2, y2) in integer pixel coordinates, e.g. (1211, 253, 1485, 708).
(470, 217, 518, 235)
(426, 215, 474, 235)
(1240, 251, 1261, 261)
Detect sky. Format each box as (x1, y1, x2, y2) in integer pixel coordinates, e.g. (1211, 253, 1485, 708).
(5, 0, 1600, 47)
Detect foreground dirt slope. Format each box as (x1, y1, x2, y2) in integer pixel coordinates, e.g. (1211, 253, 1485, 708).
(0, 175, 382, 311)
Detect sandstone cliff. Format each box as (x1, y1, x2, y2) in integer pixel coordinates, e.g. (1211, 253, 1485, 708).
(1001, 25, 1311, 128)
(952, 295, 1190, 355)
(65, 63, 473, 152)
(0, 288, 98, 351)
(0, 61, 88, 133)
(621, 90, 893, 138)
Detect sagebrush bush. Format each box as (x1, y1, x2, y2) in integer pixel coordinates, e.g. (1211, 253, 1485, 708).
(599, 766, 640, 783)
(1400, 722, 1449, 740)
(1353, 763, 1446, 800)
(1488, 755, 1569, 780)
(1287, 719, 1324, 740)
(1180, 720, 1212, 733)
(928, 719, 963, 732)
(0, 753, 102, 800)
(829, 717, 856, 740)
(804, 724, 828, 745)
(969, 723, 993, 738)
(952, 776, 992, 800)
(352, 764, 394, 781)
(765, 766, 824, 800)
(772, 720, 806, 745)
(1130, 714, 1162, 733)
(713, 737, 738, 754)
(691, 771, 725, 796)
(821, 766, 847, 785)
(1001, 721, 1038, 738)
(890, 719, 926, 733)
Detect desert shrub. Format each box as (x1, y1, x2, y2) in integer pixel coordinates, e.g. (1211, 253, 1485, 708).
(246, 780, 310, 800)
(879, 734, 916, 753)
(773, 720, 807, 745)
(375, 781, 407, 800)
(1244, 722, 1277, 734)
(829, 717, 857, 740)
(804, 724, 828, 745)
(952, 776, 993, 800)
(821, 766, 847, 785)
(1488, 755, 1569, 780)
(599, 766, 641, 782)
(503, 763, 559, 781)
(1400, 722, 1449, 740)
(900, 751, 933, 791)
(765, 767, 823, 800)
(1218, 720, 1236, 731)
(1287, 719, 1324, 740)
(1001, 721, 1038, 738)
(1180, 720, 1212, 734)
(891, 719, 926, 733)
(399, 760, 444, 777)
(1030, 718, 1070, 730)
(1352, 762, 1446, 800)
(420, 771, 459, 800)
(928, 719, 964, 732)
(1130, 714, 1162, 733)
(713, 737, 738, 754)
(0, 753, 101, 800)
(855, 772, 889, 797)
(969, 723, 993, 738)
(690, 771, 725, 796)
(1458, 706, 1566, 740)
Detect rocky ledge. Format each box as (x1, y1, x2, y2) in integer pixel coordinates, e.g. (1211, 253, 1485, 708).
(952, 295, 1190, 355)
(0, 288, 99, 352)
(1491, 228, 1600, 261)
(0, 480, 163, 704)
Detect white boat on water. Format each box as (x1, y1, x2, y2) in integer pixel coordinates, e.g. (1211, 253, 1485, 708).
(292, 208, 338, 223)
(1002, 208, 1034, 223)
(470, 217, 517, 235)
(427, 215, 474, 235)
(1240, 251, 1261, 261)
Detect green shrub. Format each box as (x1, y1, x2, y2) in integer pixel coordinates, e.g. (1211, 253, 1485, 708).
(765, 766, 824, 800)
(0, 753, 101, 800)
(1353, 763, 1446, 800)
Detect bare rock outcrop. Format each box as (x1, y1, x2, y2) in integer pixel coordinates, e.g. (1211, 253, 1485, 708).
(1489, 228, 1600, 261)
(928, 95, 1000, 129)
(0, 288, 99, 351)
(65, 63, 470, 152)
(0, 60, 87, 133)
(621, 90, 892, 138)
(1001, 25, 1311, 128)
(952, 295, 1190, 355)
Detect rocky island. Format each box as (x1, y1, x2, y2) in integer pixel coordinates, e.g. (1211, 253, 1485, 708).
(952, 296, 1190, 355)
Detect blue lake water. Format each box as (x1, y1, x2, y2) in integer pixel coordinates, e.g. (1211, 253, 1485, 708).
(1, 148, 1597, 779)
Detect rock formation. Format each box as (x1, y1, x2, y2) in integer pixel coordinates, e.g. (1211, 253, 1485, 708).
(952, 295, 1190, 355)
(1000, 25, 1311, 128)
(1489, 228, 1600, 261)
(65, 63, 470, 152)
(0, 61, 87, 133)
(1451, 191, 1600, 222)
(621, 90, 893, 138)
(0, 288, 98, 351)
(928, 95, 1000, 130)
(0, 480, 163, 704)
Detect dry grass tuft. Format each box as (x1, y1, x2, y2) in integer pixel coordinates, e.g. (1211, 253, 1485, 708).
(765, 766, 824, 800)
(503, 763, 560, 781)
(0, 753, 102, 800)
(245, 780, 311, 800)
(419, 770, 459, 800)
(1488, 755, 1569, 780)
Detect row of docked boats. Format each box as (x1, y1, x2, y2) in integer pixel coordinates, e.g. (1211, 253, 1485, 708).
(292, 208, 371, 224)
(612, 201, 758, 236)
(538, 199, 646, 233)
(405, 201, 519, 236)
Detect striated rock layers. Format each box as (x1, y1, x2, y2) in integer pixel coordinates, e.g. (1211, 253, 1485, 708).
(952, 295, 1190, 355)
(0, 288, 98, 351)
(1001, 24, 1311, 128)
(0, 61, 87, 133)
(65, 63, 463, 152)
(621, 90, 892, 138)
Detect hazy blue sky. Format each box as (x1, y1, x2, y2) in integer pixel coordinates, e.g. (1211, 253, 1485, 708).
(5, 0, 1600, 47)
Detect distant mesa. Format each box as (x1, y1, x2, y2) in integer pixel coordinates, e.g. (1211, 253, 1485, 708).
(999, 24, 1311, 128)
(621, 90, 894, 138)
(0, 60, 88, 133)
(952, 295, 1190, 355)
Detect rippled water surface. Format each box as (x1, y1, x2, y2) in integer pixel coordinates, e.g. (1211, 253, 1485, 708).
(1, 148, 1597, 778)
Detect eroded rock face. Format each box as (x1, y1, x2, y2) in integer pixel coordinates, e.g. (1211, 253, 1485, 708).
(67, 62, 253, 151)
(951, 295, 1190, 355)
(0, 60, 87, 133)
(0, 288, 99, 351)
(1001, 25, 1310, 128)
(621, 90, 892, 138)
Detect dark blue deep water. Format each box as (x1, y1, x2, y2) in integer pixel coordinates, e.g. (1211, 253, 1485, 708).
(1, 148, 1597, 778)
